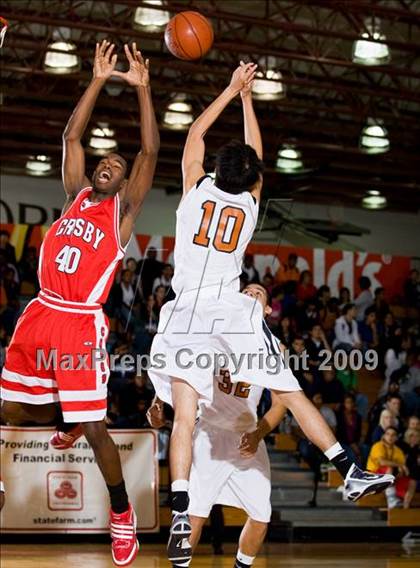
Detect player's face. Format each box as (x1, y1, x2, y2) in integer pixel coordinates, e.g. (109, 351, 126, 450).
(92, 153, 127, 195)
(243, 284, 271, 316)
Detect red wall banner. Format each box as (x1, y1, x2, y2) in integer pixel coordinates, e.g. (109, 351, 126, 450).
(1, 223, 411, 301)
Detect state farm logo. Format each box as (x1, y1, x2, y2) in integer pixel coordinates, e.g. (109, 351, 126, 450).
(54, 480, 77, 500)
(47, 471, 83, 511)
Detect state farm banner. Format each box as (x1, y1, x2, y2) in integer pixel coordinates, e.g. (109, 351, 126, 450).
(0, 427, 159, 533)
(1, 223, 411, 300)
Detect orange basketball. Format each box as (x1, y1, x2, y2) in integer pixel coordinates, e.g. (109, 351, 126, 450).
(164, 11, 214, 60)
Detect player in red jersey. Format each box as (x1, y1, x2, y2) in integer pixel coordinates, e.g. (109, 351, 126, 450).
(0, 41, 159, 566)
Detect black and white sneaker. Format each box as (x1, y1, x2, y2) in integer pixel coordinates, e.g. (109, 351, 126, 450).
(167, 512, 192, 567)
(344, 464, 395, 502)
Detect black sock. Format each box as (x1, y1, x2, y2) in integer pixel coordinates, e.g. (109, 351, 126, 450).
(107, 480, 129, 514)
(172, 490, 189, 514)
(330, 449, 353, 479)
(235, 560, 252, 568)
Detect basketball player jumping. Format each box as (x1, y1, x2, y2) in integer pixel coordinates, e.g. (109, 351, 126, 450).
(0, 41, 159, 566)
(148, 283, 289, 568)
(147, 62, 394, 567)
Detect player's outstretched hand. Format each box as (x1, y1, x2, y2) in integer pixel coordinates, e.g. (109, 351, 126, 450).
(112, 43, 150, 87)
(239, 60, 255, 98)
(229, 61, 257, 94)
(238, 430, 260, 458)
(147, 397, 165, 429)
(93, 40, 117, 80)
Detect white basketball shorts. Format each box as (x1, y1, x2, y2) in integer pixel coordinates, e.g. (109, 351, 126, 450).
(188, 421, 272, 523)
(148, 289, 301, 406)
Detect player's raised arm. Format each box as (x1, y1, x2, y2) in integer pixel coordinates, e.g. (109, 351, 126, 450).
(240, 62, 263, 201)
(113, 43, 160, 244)
(62, 40, 117, 200)
(182, 62, 257, 194)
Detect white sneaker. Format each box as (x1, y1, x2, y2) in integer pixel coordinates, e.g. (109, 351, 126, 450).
(343, 464, 395, 502)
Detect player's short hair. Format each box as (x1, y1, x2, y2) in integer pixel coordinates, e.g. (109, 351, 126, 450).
(215, 139, 264, 194)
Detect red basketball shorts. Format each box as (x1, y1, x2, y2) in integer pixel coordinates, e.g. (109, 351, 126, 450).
(1, 291, 110, 423)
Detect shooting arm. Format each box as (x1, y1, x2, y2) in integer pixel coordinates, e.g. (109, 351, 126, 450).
(182, 85, 238, 193)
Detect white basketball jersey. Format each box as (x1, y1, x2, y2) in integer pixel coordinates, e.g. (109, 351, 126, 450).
(171, 176, 259, 295)
(198, 369, 264, 432)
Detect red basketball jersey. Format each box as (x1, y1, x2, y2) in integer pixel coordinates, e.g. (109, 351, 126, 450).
(38, 187, 125, 304)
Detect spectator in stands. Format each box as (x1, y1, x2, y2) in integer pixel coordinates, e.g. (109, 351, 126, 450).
(152, 263, 173, 295)
(333, 303, 361, 353)
(354, 276, 374, 322)
(0, 230, 16, 265)
(137, 247, 164, 298)
(305, 323, 331, 376)
(367, 427, 410, 508)
(297, 299, 319, 333)
(377, 312, 399, 358)
(289, 336, 318, 398)
(278, 315, 294, 348)
(400, 428, 420, 509)
(153, 285, 167, 316)
(317, 285, 331, 311)
(320, 298, 340, 341)
(374, 287, 389, 320)
(125, 257, 139, 285)
(117, 268, 137, 325)
(0, 250, 19, 284)
(0, 266, 20, 336)
(382, 335, 412, 395)
(339, 287, 351, 309)
(17, 246, 39, 291)
(262, 272, 275, 296)
(404, 269, 420, 309)
(397, 352, 420, 416)
(407, 416, 420, 433)
(275, 252, 300, 285)
(336, 394, 362, 465)
(134, 294, 159, 354)
(358, 307, 379, 351)
(296, 270, 317, 303)
(241, 253, 260, 284)
(335, 363, 369, 419)
(371, 409, 398, 444)
(320, 368, 345, 412)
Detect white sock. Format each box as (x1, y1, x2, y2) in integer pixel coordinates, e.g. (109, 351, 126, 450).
(236, 550, 255, 565)
(324, 441, 344, 461)
(171, 479, 189, 493)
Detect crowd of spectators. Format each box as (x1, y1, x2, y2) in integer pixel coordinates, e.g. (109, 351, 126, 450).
(1, 233, 419, 509)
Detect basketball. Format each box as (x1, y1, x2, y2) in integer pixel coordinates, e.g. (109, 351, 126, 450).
(164, 11, 214, 60)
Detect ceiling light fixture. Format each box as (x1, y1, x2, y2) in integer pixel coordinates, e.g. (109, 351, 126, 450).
(276, 144, 305, 174)
(88, 123, 118, 155)
(26, 155, 52, 176)
(133, 0, 170, 31)
(43, 29, 80, 74)
(362, 190, 387, 210)
(360, 118, 390, 154)
(252, 69, 284, 101)
(352, 17, 391, 66)
(162, 96, 194, 130)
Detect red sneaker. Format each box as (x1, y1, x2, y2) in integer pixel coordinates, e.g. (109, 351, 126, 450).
(49, 424, 83, 450)
(110, 504, 139, 566)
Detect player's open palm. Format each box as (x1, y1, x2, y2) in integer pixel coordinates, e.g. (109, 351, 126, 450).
(113, 43, 149, 87)
(93, 40, 117, 80)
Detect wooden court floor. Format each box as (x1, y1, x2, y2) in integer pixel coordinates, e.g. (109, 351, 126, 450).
(1, 542, 419, 568)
